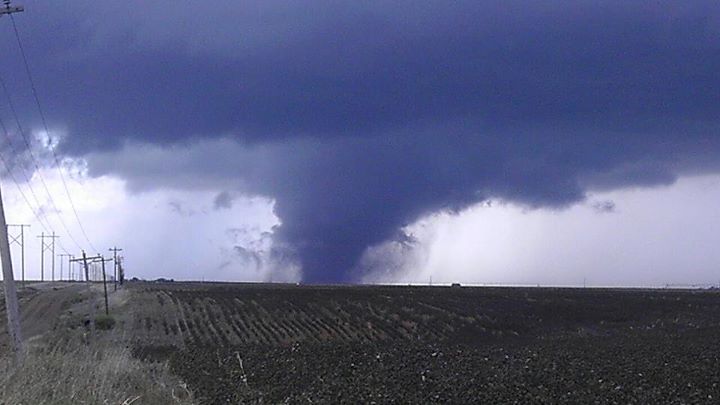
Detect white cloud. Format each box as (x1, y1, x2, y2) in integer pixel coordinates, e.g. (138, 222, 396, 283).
(362, 174, 720, 288)
(0, 159, 297, 283)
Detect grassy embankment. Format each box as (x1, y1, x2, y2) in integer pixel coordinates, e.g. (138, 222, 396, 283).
(0, 284, 194, 404)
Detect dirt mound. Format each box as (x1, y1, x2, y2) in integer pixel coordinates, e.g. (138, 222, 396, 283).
(0, 283, 88, 349)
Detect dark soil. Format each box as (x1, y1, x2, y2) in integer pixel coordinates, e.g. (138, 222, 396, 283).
(130, 284, 720, 403)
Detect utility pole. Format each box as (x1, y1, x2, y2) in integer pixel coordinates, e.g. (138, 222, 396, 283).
(7, 224, 29, 287)
(97, 256, 112, 316)
(37, 232, 59, 282)
(72, 252, 101, 335)
(38, 233, 43, 281)
(0, 187, 23, 363)
(0, 1, 26, 364)
(117, 255, 125, 285)
(59, 254, 72, 281)
(85, 253, 95, 333)
(0, 0, 22, 15)
(109, 247, 122, 291)
(51, 234, 55, 280)
(38, 232, 45, 281)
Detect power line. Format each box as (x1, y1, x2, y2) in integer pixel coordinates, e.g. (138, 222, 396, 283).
(8, 13, 96, 253)
(0, 155, 72, 257)
(0, 143, 47, 233)
(0, 116, 74, 257)
(0, 64, 84, 253)
(0, 120, 55, 236)
(0, 91, 56, 232)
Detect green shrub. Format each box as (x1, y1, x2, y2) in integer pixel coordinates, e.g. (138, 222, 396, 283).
(95, 315, 116, 330)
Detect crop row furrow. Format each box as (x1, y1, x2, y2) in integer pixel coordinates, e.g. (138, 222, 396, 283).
(200, 299, 227, 346)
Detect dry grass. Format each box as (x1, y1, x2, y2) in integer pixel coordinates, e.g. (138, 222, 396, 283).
(0, 335, 193, 405)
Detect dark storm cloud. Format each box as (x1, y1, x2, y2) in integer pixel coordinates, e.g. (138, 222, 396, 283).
(5, 1, 719, 150)
(7, 1, 720, 281)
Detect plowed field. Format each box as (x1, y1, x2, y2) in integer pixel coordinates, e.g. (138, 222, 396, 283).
(126, 283, 720, 403)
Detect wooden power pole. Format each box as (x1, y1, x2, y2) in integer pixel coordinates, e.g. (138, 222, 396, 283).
(0, 0, 26, 365)
(0, 186, 23, 363)
(72, 252, 101, 335)
(117, 255, 125, 285)
(59, 253, 72, 281)
(95, 255, 112, 316)
(109, 246, 122, 291)
(71, 253, 112, 333)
